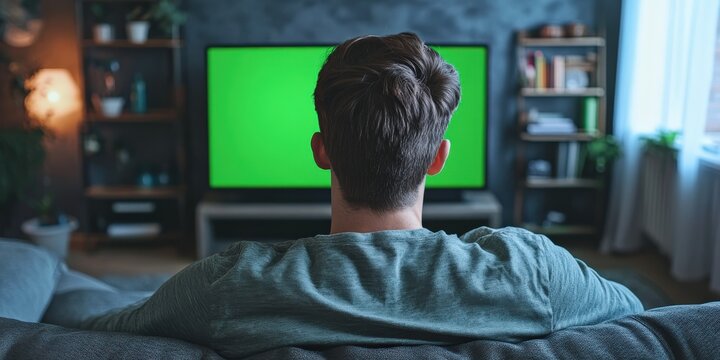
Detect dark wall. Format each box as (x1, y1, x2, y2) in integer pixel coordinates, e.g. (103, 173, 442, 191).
(184, 0, 618, 225)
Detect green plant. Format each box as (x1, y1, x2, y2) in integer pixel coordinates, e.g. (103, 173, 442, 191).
(0, 52, 48, 216)
(150, 0, 186, 35)
(34, 191, 68, 226)
(584, 135, 622, 173)
(642, 130, 680, 153)
(0, 127, 47, 206)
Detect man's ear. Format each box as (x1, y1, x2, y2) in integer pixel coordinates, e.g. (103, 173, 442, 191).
(427, 139, 450, 175)
(311, 132, 332, 170)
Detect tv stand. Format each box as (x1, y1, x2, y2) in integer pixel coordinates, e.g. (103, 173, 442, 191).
(196, 192, 501, 258)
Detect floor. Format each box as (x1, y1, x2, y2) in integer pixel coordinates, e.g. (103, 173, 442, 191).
(67, 239, 720, 305)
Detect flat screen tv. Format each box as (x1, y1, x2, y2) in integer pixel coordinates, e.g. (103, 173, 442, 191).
(207, 44, 487, 195)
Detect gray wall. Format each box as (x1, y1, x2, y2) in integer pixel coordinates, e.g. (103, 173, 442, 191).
(184, 0, 619, 225)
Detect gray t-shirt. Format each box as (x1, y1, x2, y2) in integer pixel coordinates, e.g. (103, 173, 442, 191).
(83, 227, 643, 358)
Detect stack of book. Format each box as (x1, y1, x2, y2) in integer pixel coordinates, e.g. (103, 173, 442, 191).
(527, 112, 577, 135)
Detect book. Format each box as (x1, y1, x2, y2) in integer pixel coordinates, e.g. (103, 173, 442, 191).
(556, 143, 568, 178)
(535, 51, 546, 88)
(566, 142, 580, 178)
(527, 123, 577, 134)
(553, 56, 565, 90)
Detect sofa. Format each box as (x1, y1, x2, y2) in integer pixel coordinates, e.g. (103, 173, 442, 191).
(1, 238, 719, 360)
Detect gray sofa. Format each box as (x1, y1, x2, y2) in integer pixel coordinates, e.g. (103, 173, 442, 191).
(1, 238, 719, 360)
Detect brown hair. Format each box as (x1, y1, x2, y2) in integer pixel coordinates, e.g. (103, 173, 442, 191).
(314, 32, 460, 211)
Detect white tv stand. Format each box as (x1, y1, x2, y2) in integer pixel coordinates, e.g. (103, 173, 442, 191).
(196, 192, 501, 258)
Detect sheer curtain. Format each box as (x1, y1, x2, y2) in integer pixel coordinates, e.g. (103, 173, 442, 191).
(602, 0, 720, 287)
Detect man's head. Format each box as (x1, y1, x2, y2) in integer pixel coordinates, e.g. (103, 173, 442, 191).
(312, 32, 461, 212)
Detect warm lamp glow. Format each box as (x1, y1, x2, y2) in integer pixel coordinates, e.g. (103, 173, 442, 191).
(25, 69, 80, 123)
(47, 90, 61, 103)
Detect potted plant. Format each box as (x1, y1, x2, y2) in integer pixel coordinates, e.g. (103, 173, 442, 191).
(124, 0, 186, 43)
(126, 5, 151, 44)
(90, 59, 124, 117)
(0, 54, 77, 252)
(91, 3, 113, 43)
(579, 135, 622, 176)
(642, 130, 680, 157)
(21, 192, 77, 259)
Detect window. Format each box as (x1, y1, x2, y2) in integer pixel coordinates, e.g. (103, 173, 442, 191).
(706, 10, 720, 135)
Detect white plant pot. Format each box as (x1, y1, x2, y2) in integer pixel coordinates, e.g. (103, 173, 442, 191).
(22, 217, 78, 259)
(100, 97, 124, 117)
(93, 23, 114, 43)
(127, 21, 150, 44)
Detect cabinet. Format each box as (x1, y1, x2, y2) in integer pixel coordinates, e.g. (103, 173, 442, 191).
(75, 0, 187, 249)
(514, 33, 607, 238)
(196, 194, 502, 258)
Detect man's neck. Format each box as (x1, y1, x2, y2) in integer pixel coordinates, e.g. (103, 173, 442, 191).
(329, 177, 424, 234)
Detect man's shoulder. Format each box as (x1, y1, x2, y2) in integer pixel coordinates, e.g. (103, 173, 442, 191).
(462, 226, 546, 247)
(459, 226, 553, 266)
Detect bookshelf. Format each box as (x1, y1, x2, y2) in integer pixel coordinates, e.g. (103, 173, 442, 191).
(75, 0, 188, 250)
(514, 32, 607, 238)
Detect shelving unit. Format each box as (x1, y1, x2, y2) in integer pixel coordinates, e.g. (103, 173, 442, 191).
(75, 0, 187, 249)
(514, 32, 607, 238)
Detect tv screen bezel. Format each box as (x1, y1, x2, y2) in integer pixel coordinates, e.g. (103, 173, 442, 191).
(205, 42, 489, 202)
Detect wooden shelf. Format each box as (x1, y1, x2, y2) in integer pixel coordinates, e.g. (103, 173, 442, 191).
(87, 109, 179, 123)
(520, 132, 598, 142)
(525, 178, 603, 189)
(85, 186, 184, 199)
(521, 88, 605, 97)
(523, 224, 597, 236)
(83, 39, 182, 48)
(518, 37, 606, 47)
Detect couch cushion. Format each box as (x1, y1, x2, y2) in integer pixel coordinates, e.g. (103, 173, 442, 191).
(42, 268, 153, 329)
(0, 238, 62, 322)
(246, 302, 720, 360)
(42, 289, 151, 329)
(0, 316, 223, 360)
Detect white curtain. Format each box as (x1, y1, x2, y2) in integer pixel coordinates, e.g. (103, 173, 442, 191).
(602, 0, 720, 289)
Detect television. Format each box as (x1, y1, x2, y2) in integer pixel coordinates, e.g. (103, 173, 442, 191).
(207, 44, 487, 197)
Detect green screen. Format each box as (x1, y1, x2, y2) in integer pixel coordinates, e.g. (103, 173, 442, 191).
(208, 45, 486, 188)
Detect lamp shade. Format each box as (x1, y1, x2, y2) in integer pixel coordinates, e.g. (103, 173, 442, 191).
(25, 69, 80, 123)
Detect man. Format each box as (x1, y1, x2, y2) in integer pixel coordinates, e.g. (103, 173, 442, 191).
(82, 32, 643, 358)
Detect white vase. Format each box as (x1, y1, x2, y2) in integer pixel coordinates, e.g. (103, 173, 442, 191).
(22, 217, 78, 259)
(100, 97, 124, 117)
(127, 21, 150, 44)
(93, 23, 114, 43)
